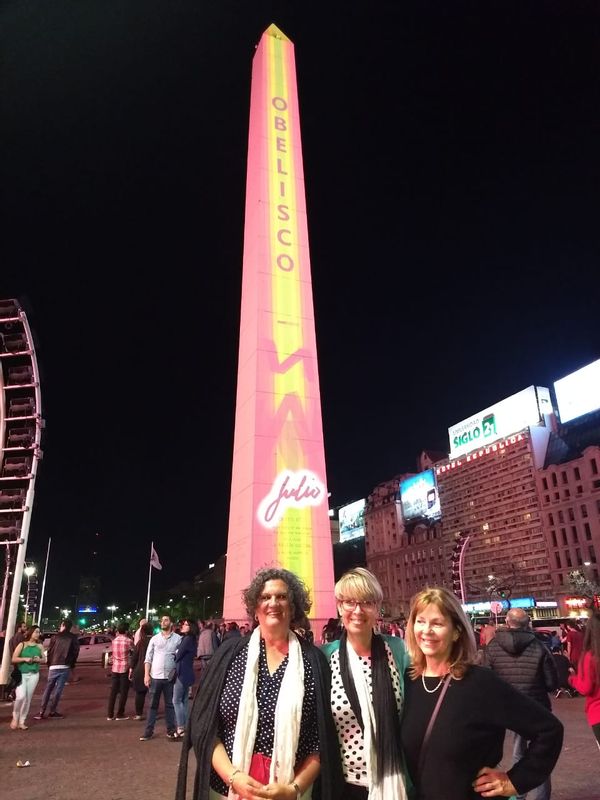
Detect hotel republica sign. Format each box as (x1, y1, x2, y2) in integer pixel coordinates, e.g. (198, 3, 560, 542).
(223, 25, 335, 621)
(448, 386, 547, 460)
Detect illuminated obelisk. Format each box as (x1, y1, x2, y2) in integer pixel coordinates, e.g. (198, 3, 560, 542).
(223, 25, 336, 623)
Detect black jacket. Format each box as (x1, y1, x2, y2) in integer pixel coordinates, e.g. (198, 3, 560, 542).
(483, 628, 558, 709)
(175, 633, 344, 800)
(47, 631, 80, 669)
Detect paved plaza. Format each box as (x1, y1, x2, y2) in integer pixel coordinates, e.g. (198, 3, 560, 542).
(1, 663, 598, 800)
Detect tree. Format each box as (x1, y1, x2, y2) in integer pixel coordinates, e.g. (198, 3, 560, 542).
(568, 569, 600, 601)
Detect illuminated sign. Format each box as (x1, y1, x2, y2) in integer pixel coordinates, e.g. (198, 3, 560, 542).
(399, 470, 441, 523)
(554, 358, 600, 423)
(437, 433, 525, 475)
(77, 606, 97, 614)
(448, 386, 545, 460)
(565, 596, 589, 609)
(338, 499, 366, 542)
(535, 601, 558, 609)
(223, 25, 335, 621)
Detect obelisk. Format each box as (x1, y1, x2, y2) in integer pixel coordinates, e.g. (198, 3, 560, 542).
(223, 25, 336, 624)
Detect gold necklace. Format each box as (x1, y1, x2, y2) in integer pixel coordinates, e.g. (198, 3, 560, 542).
(421, 673, 446, 693)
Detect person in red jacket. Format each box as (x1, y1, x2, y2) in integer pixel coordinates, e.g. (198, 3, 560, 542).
(569, 611, 600, 750)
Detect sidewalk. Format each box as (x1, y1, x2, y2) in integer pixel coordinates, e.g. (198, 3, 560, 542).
(0, 665, 597, 799)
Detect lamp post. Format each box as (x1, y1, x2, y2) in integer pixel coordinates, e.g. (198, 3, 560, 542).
(203, 595, 211, 619)
(23, 565, 36, 625)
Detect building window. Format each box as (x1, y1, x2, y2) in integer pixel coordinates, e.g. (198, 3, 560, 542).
(564, 489, 571, 498)
(561, 528, 567, 545)
(571, 527, 578, 543)
(565, 551, 572, 567)
(548, 513, 554, 525)
(590, 545, 597, 563)
(574, 466, 581, 481)
(577, 485, 583, 495)
(555, 552, 561, 568)
(551, 531, 557, 547)
(561, 471, 568, 484)
(551, 473, 558, 487)
(576, 548, 582, 565)
(559, 573, 564, 585)
(591, 458, 598, 475)
(558, 510, 564, 523)
(568, 508, 575, 522)
(585, 523, 592, 540)
(582, 504, 588, 518)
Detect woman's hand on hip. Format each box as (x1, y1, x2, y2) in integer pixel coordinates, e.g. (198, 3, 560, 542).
(473, 767, 517, 797)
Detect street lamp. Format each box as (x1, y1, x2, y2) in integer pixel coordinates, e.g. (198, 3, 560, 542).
(24, 565, 36, 578)
(203, 595, 211, 618)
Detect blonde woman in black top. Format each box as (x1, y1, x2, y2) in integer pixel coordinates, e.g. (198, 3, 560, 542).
(401, 587, 563, 800)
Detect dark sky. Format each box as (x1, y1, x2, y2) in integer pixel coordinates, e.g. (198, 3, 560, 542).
(2, 1, 599, 608)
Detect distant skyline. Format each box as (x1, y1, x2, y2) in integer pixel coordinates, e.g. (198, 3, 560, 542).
(2, 2, 599, 605)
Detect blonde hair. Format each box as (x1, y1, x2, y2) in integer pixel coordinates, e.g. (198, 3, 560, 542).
(405, 587, 477, 679)
(334, 567, 383, 604)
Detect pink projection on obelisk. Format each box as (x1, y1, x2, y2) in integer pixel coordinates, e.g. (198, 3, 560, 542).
(223, 24, 336, 623)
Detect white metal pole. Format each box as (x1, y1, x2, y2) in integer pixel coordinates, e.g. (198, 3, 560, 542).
(34, 537, 51, 627)
(145, 541, 153, 619)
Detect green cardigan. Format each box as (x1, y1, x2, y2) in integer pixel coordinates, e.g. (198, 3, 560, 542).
(321, 633, 414, 797)
(321, 633, 410, 701)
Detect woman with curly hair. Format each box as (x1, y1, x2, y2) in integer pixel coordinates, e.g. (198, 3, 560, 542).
(176, 567, 343, 800)
(401, 587, 563, 799)
(568, 610, 600, 750)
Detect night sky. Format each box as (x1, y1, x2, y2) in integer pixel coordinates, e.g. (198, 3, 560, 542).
(2, 2, 599, 609)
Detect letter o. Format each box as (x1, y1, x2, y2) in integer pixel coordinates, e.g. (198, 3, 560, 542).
(272, 97, 288, 111)
(277, 253, 294, 272)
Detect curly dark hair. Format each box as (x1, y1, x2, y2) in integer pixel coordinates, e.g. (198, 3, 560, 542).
(242, 567, 311, 627)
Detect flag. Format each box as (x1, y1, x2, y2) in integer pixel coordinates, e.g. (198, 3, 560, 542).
(150, 545, 162, 570)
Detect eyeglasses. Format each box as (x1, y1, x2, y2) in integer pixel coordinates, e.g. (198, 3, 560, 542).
(340, 599, 378, 612)
(258, 593, 289, 604)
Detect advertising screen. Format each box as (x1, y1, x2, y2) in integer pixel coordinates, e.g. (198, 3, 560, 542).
(554, 359, 600, 423)
(448, 385, 544, 460)
(339, 499, 366, 542)
(399, 470, 441, 523)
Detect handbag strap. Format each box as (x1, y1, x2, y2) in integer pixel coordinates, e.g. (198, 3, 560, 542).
(418, 674, 452, 778)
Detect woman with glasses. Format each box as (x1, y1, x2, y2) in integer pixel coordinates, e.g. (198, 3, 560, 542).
(173, 619, 199, 738)
(176, 567, 343, 800)
(321, 568, 410, 800)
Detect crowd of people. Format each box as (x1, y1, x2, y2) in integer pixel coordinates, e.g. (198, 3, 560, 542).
(3, 569, 600, 799)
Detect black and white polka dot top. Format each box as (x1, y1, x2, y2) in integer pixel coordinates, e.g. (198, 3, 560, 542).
(329, 642, 402, 786)
(210, 638, 320, 795)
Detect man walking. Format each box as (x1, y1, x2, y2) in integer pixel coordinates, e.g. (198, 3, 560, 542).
(107, 622, 132, 720)
(140, 614, 181, 741)
(34, 619, 79, 720)
(196, 620, 218, 684)
(484, 608, 559, 800)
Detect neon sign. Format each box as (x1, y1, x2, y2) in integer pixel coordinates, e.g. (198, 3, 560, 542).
(223, 25, 335, 621)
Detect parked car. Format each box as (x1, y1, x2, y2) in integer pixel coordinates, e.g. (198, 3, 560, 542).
(75, 634, 114, 663)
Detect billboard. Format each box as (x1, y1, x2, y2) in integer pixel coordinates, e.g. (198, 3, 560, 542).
(399, 470, 441, 523)
(448, 386, 545, 460)
(339, 499, 366, 542)
(554, 359, 600, 423)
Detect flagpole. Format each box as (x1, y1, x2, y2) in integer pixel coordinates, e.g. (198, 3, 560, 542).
(34, 536, 52, 627)
(145, 541, 153, 619)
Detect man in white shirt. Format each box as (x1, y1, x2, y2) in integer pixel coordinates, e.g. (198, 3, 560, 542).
(140, 615, 181, 741)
